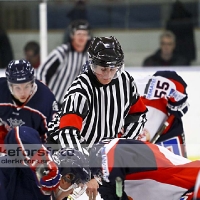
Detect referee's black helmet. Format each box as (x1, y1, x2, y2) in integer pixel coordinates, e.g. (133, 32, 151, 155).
(88, 36, 124, 67)
(69, 19, 90, 37)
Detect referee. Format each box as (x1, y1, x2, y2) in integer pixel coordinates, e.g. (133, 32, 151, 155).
(47, 36, 148, 200)
(37, 19, 91, 108)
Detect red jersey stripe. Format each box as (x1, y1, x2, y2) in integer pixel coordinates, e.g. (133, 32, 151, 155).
(59, 114, 83, 131)
(106, 142, 118, 173)
(126, 161, 200, 190)
(125, 142, 200, 190)
(145, 142, 174, 167)
(141, 97, 168, 114)
(129, 97, 147, 114)
(169, 78, 185, 93)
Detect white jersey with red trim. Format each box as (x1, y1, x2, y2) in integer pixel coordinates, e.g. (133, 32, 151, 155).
(134, 71, 189, 158)
(135, 71, 189, 142)
(99, 138, 199, 200)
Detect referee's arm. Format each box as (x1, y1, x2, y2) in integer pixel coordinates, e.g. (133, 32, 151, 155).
(37, 46, 65, 85)
(58, 93, 89, 153)
(122, 96, 147, 139)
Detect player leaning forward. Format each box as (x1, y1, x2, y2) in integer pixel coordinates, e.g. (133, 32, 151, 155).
(47, 36, 148, 198)
(89, 138, 200, 200)
(0, 126, 90, 200)
(0, 60, 59, 148)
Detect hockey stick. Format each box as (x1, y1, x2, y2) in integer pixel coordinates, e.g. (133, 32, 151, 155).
(116, 176, 123, 200)
(150, 115, 175, 144)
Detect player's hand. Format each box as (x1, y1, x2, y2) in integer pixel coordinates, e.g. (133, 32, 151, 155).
(136, 128, 150, 142)
(86, 178, 99, 200)
(28, 148, 61, 192)
(35, 161, 61, 192)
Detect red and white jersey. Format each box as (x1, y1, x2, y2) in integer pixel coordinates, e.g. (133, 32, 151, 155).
(100, 138, 200, 200)
(134, 70, 189, 142)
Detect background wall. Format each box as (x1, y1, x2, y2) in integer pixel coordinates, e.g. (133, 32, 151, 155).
(8, 28, 200, 67)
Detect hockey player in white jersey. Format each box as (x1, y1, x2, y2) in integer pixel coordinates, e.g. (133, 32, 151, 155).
(135, 70, 189, 157)
(89, 138, 199, 200)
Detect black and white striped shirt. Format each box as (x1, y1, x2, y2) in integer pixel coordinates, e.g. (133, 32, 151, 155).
(48, 68, 147, 151)
(37, 43, 88, 106)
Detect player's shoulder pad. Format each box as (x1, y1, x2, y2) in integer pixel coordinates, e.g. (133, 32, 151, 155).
(153, 70, 187, 88)
(121, 70, 135, 81)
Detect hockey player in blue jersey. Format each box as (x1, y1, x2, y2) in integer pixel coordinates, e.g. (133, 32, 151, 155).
(0, 59, 59, 150)
(0, 126, 90, 200)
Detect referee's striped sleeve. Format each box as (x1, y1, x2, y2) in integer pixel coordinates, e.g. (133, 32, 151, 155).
(122, 112, 147, 139)
(37, 45, 67, 84)
(58, 92, 89, 152)
(122, 77, 147, 139)
(47, 111, 61, 142)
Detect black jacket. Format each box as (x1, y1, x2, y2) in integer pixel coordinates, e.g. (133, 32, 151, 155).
(143, 49, 189, 67)
(0, 27, 13, 69)
(166, 0, 196, 63)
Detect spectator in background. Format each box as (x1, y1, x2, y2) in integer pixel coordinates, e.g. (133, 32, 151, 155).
(24, 41, 40, 69)
(166, 0, 196, 65)
(37, 19, 91, 108)
(67, 0, 87, 22)
(63, 0, 88, 44)
(142, 31, 189, 67)
(0, 27, 13, 69)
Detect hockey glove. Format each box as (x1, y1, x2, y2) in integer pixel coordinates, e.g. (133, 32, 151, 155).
(36, 161, 61, 192)
(167, 99, 189, 118)
(29, 148, 61, 192)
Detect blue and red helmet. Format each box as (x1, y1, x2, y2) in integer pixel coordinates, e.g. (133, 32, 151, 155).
(52, 148, 90, 185)
(52, 148, 90, 199)
(5, 59, 34, 84)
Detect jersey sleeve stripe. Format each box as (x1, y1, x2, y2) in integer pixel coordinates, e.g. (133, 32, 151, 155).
(141, 97, 168, 114)
(169, 78, 185, 93)
(59, 114, 83, 131)
(129, 97, 147, 114)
